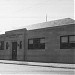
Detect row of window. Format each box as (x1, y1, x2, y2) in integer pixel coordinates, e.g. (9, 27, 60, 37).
(0, 41, 22, 50)
(28, 35, 75, 49)
(0, 35, 75, 50)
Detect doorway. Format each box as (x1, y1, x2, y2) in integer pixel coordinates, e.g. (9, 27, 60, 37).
(12, 42, 17, 60)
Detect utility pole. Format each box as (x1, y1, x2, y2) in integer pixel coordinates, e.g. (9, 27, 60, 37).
(46, 14, 47, 22)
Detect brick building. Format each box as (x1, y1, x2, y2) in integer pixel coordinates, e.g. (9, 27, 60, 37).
(0, 18, 75, 64)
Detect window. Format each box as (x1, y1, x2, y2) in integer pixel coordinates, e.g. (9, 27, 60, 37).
(40, 38, 45, 43)
(29, 39, 33, 44)
(6, 42, 9, 49)
(69, 35, 75, 48)
(61, 36, 68, 43)
(60, 35, 75, 49)
(20, 41, 22, 49)
(69, 36, 75, 43)
(28, 38, 45, 49)
(60, 36, 69, 49)
(0, 41, 4, 50)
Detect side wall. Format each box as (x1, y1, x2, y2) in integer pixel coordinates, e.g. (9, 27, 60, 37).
(26, 24, 75, 64)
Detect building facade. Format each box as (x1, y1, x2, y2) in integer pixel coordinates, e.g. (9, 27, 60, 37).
(0, 18, 75, 64)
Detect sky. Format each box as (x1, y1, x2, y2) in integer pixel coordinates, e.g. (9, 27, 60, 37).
(0, 0, 74, 34)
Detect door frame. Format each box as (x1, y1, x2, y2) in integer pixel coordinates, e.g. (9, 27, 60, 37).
(12, 41, 17, 60)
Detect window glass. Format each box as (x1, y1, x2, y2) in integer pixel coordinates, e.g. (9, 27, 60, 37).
(60, 35, 75, 49)
(69, 36, 75, 43)
(28, 38, 45, 49)
(61, 36, 68, 43)
(34, 38, 40, 44)
(40, 38, 45, 43)
(20, 41, 22, 49)
(0, 41, 4, 50)
(29, 39, 33, 44)
(6, 42, 9, 49)
(0, 42, 1, 47)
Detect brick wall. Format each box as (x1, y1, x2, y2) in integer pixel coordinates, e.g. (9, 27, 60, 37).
(26, 24, 75, 64)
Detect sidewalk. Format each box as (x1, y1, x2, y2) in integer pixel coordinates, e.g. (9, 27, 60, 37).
(0, 60, 75, 69)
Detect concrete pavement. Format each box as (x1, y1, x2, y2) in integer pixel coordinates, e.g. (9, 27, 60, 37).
(0, 60, 75, 69)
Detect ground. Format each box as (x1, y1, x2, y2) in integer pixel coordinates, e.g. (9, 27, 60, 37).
(0, 62, 75, 75)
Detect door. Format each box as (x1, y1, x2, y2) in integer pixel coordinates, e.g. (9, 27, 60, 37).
(12, 42, 17, 60)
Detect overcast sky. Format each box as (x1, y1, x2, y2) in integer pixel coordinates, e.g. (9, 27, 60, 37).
(0, 0, 74, 34)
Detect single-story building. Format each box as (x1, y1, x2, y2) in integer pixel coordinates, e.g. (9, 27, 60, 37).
(0, 18, 75, 64)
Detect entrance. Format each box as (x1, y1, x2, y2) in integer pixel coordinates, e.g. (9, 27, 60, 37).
(12, 42, 17, 60)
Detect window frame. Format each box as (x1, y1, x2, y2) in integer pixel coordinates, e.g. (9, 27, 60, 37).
(60, 36, 68, 43)
(0, 41, 4, 50)
(6, 42, 9, 49)
(28, 37, 45, 49)
(20, 41, 22, 49)
(69, 35, 75, 43)
(29, 39, 33, 44)
(60, 35, 75, 49)
(68, 35, 75, 48)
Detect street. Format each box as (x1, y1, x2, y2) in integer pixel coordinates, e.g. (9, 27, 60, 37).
(0, 62, 75, 75)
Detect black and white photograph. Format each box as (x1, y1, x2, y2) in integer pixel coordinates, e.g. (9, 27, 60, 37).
(0, 0, 74, 75)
